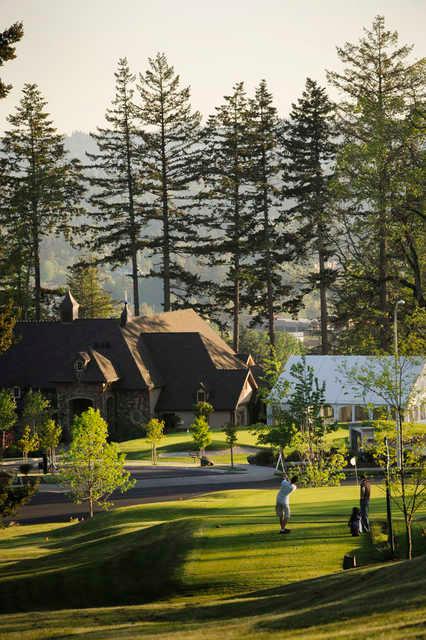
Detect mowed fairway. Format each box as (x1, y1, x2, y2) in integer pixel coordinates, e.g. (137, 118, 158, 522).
(0, 485, 425, 640)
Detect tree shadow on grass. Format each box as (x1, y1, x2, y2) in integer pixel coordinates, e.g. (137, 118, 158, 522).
(0, 517, 200, 614)
(2, 554, 422, 640)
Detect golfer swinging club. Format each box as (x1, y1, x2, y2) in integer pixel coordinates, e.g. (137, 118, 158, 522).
(276, 475, 298, 534)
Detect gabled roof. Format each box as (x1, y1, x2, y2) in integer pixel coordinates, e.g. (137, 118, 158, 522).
(140, 332, 252, 411)
(273, 355, 425, 406)
(0, 308, 254, 412)
(0, 319, 147, 390)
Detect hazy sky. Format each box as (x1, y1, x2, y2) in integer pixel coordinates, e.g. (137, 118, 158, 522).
(0, 0, 424, 134)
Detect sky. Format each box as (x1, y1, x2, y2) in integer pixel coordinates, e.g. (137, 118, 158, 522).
(0, 0, 425, 135)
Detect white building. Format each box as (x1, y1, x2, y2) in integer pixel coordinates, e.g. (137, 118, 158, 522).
(268, 355, 426, 450)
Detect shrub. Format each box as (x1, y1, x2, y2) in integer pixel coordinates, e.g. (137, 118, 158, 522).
(247, 448, 275, 466)
(19, 463, 32, 476)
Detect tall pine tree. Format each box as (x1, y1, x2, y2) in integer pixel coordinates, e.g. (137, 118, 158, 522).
(198, 83, 252, 352)
(137, 53, 202, 311)
(283, 78, 336, 354)
(0, 21, 23, 99)
(247, 80, 300, 348)
(0, 21, 23, 347)
(84, 58, 144, 315)
(328, 15, 424, 351)
(0, 84, 83, 320)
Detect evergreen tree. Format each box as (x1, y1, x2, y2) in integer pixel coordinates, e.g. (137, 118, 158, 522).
(84, 58, 145, 315)
(283, 78, 336, 354)
(0, 21, 23, 98)
(66, 261, 115, 318)
(199, 83, 252, 351)
(0, 21, 23, 340)
(0, 84, 84, 320)
(328, 15, 424, 351)
(247, 80, 301, 348)
(137, 53, 202, 311)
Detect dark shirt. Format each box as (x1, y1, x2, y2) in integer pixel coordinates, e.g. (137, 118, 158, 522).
(360, 479, 371, 501)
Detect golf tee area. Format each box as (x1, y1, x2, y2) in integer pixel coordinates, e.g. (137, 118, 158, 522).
(1, 485, 425, 640)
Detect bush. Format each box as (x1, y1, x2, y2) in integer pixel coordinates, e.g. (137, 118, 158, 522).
(19, 463, 33, 476)
(160, 413, 182, 432)
(2, 444, 20, 458)
(296, 451, 346, 487)
(247, 448, 275, 466)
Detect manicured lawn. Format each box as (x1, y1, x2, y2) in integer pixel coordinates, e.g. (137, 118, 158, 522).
(0, 486, 425, 639)
(119, 427, 263, 462)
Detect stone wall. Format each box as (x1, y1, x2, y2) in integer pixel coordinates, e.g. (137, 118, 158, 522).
(115, 389, 151, 438)
(56, 382, 112, 439)
(56, 383, 151, 440)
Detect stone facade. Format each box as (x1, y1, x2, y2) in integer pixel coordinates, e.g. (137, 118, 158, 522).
(115, 389, 151, 437)
(54, 383, 151, 439)
(56, 382, 114, 439)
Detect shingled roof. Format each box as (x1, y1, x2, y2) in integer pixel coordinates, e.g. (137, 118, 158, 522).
(140, 332, 253, 411)
(0, 308, 254, 412)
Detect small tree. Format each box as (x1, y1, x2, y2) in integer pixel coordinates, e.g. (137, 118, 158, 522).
(145, 418, 165, 465)
(18, 425, 40, 463)
(190, 416, 211, 460)
(60, 408, 134, 518)
(0, 471, 38, 527)
(365, 420, 425, 559)
(194, 401, 214, 423)
(22, 390, 50, 434)
(341, 356, 424, 558)
(0, 389, 17, 451)
(39, 419, 62, 469)
(224, 423, 238, 469)
(260, 356, 343, 485)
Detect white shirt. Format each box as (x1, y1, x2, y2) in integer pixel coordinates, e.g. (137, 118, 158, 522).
(276, 480, 296, 504)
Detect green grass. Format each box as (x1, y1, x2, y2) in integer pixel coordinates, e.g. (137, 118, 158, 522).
(119, 427, 262, 462)
(119, 426, 350, 465)
(0, 486, 425, 639)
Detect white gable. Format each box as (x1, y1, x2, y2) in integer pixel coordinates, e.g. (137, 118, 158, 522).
(272, 355, 425, 407)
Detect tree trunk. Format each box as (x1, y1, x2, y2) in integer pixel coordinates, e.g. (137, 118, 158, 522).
(160, 93, 171, 312)
(89, 491, 94, 518)
(318, 248, 329, 354)
(262, 147, 275, 348)
(406, 519, 413, 560)
(230, 445, 234, 469)
(124, 106, 140, 316)
(233, 269, 240, 353)
(32, 212, 41, 322)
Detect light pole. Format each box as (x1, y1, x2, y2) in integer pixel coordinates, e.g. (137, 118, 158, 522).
(393, 299, 405, 469)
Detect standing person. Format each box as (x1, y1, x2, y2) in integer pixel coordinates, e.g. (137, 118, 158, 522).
(276, 475, 298, 534)
(360, 474, 371, 532)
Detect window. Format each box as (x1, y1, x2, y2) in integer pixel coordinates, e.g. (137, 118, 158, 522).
(197, 389, 206, 403)
(74, 360, 84, 372)
(321, 405, 334, 419)
(12, 386, 21, 399)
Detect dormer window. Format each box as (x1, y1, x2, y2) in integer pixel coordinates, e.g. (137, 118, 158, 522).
(197, 387, 207, 403)
(74, 359, 85, 372)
